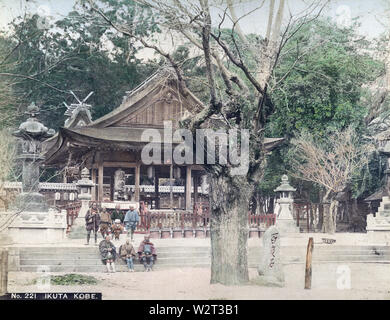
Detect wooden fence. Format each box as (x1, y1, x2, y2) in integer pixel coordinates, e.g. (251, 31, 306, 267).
(63, 201, 275, 236)
(293, 202, 322, 232)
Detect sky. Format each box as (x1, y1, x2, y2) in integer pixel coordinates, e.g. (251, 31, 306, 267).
(0, 0, 388, 39)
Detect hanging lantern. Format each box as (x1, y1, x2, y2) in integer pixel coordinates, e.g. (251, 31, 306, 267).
(147, 166, 154, 179)
(201, 175, 208, 194)
(174, 167, 181, 179)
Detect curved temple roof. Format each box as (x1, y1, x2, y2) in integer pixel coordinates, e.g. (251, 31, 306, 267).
(43, 69, 285, 167)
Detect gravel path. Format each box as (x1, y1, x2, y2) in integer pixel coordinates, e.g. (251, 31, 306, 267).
(7, 263, 390, 300)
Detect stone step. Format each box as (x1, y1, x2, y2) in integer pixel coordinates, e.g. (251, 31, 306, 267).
(19, 254, 389, 268)
(19, 256, 211, 266)
(19, 262, 210, 272)
(12, 245, 390, 272)
(18, 246, 210, 253)
(20, 251, 211, 259)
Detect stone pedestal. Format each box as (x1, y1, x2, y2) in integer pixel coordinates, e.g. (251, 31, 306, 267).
(1, 208, 67, 244)
(275, 200, 300, 234)
(366, 196, 390, 244)
(67, 200, 90, 239)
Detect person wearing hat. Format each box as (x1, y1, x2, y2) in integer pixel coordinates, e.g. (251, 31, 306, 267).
(137, 234, 157, 272)
(124, 205, 139, 241)
(111, 219, 124, 240)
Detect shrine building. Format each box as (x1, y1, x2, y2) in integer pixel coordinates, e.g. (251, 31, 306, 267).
(43, 69, 283, 212)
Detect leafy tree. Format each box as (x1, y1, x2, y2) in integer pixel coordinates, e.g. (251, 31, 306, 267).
(268, 18, 383, 139)
(0, 3, 158, 130)
(258, 18, 384, 207)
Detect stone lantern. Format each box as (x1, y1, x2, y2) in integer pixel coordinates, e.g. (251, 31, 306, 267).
(68, 168, 95, 239)
(5, 102, 67, 244)
(76, 167, 94, 202)
(365, 139, 390, 243)
(12, 102, 55, 212)
(274, 175, 299, 234)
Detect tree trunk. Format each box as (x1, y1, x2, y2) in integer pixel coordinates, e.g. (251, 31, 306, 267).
(309, 204, 314, 231)
(268, 196, 275, 214)
(209, 174, 251, 285)
(317, 190, 324, 231)
(322, 198, 338, 234)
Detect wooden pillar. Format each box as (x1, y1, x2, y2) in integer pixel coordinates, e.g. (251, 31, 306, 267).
(98, 160, 104, 203)
(110, 172, 114, 201)
(154, 167, 159, 209)
(304, 237, 314, 289)
(135, 163, 141, 202)
(194, 172, 199, 205)
(185, 166, 192, 211)
(170, 164, 173, 209)
(91, 169, 96, 201)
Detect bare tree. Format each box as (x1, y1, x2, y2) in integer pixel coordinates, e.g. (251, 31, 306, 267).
(85, 0, 328, 284)
(0, 129, 17, 210)
(289, 127, 374, 234)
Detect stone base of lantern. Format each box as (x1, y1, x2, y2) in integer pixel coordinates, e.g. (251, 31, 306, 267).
(11, 192, 48, 212)
(67, 218, 88, 239)
(0, 208, 67, 244)
(275, 219, 299, 235)
(67, 200, 90, 239)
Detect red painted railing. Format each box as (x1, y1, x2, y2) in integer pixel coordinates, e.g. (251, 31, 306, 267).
(63, 200, 276, 235)
(248, 213, 276, 228)
(62, 202, 82, 232)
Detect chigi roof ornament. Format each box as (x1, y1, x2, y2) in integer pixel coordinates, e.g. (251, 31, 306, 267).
(63, 91, 94, 128)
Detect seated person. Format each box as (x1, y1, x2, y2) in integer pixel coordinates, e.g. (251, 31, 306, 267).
(112, 219, 124, 240)
(99, 235, 117, 273)
(137, 235, 157, 272)
(119, 239, 136, 272)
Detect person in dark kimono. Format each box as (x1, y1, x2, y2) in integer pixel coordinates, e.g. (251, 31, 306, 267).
(85, 202, 100, 245)
(111, 204, 124, 223)
(99, 235, 117, 273)
(137, 235, 157, 272)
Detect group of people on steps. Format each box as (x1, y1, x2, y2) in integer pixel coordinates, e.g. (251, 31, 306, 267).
(84, 201, 157, 272)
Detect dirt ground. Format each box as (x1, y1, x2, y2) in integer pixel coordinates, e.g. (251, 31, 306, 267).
(7, 263, 390, 300)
